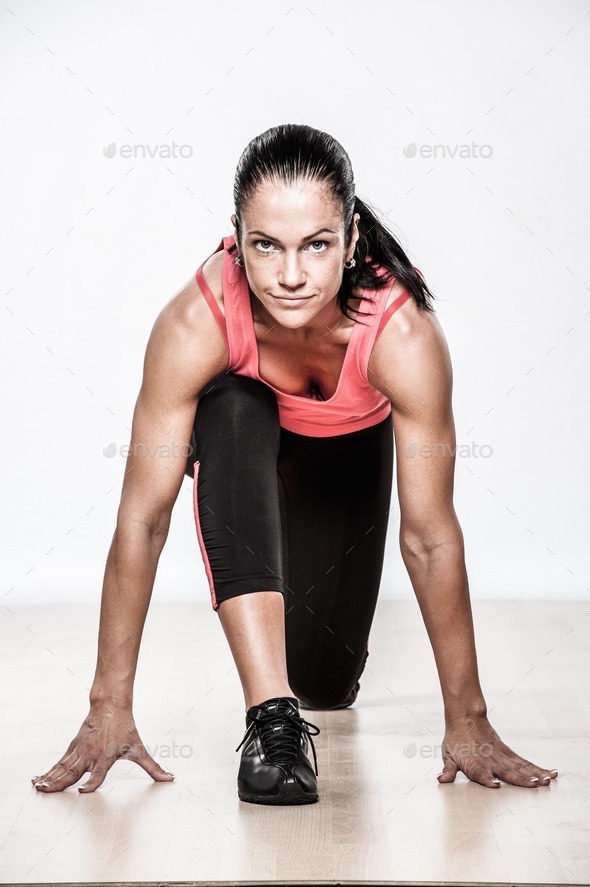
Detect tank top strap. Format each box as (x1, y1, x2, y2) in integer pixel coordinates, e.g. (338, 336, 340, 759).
(355, 269, 413, 385)
(373, 264, 424, 340)
(222, 234, 238, 255)
(195, 237, 229, 351)
(375, 289, 412, 339)
(220, 233, 255, 374)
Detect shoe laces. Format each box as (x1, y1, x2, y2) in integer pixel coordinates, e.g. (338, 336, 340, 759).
(235, 698, 321, 776)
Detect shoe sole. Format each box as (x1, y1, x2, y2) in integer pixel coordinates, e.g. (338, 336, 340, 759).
(238, 789, 318, 805)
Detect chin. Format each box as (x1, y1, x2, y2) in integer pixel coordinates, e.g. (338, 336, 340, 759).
(273, 312, 312, 329)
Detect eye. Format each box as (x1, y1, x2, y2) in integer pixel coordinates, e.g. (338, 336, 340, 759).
(254, 239, 275, 252)
(307, 240, 328, 253)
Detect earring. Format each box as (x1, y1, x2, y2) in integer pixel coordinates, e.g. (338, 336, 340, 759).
(234, 255, 243, 266)
(344, 257, 356, 269)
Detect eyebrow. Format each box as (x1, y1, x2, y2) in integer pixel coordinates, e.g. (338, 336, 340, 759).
(247, 228, 338, 242)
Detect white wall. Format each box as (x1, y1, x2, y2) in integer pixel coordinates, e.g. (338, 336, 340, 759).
(1, 0, 588, 604)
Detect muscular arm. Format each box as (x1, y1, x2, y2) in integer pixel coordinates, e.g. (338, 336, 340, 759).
(89, 274, 228, 706)
(368, 297, 557, 789)
(368, 297, 486, 721)
(31, 268, 232, 793)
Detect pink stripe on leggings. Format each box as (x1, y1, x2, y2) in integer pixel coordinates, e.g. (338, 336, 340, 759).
(193, 460, 219, 611)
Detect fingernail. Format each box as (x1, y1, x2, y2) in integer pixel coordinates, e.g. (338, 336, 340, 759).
(492, 779, 501, 785)
(36, 781, 52, 788)
(550, 769, 558, 774)
(436, 772, 443, 778)
(528, 777, 539, 782)
(164, 771, 175, 778)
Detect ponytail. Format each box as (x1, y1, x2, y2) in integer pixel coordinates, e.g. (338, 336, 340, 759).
(337, 195, 436, 321)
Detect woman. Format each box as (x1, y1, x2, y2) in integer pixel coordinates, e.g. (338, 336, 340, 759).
(31, 124, 558, 806)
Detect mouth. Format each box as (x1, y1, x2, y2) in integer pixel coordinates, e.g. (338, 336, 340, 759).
(272, 295, 315, 305)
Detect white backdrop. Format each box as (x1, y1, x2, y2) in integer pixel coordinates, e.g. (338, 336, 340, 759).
(1, 0, 588, 604)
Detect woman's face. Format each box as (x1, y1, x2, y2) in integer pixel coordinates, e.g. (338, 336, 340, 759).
(231, 178, 360, 334)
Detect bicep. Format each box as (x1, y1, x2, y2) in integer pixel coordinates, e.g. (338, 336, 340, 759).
(117, 278, 228, 536)
(368, 303, 462, 555)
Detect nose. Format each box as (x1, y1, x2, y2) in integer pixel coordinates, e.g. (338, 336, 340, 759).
(276, 252, 307, 294)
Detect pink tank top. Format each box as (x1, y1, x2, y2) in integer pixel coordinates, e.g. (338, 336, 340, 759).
(195, 234, 412, 437)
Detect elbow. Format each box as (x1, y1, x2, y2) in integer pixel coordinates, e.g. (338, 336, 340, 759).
(399, 523, 464, 561)
(115, 509, 172, 545)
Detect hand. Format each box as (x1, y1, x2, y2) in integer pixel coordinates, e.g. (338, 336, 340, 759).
(31, 701, 176, 792)
(437, 713, 559, 788)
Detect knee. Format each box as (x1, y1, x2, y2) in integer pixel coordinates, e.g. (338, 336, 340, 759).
(291, 682, 353, 712)
(188, 372, 279, 473)
(198, 371, 278, 422)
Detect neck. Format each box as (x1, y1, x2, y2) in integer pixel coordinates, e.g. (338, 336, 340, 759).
(249, 289, 356, 342)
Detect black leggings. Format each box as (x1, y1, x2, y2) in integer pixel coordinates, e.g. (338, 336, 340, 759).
(185, 371, 394, 710)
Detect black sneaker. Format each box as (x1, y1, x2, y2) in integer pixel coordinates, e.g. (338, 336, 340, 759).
(235, 696, 320, 805)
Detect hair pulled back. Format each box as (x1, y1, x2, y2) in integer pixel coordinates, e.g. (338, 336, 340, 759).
(232, 123, 436, 321)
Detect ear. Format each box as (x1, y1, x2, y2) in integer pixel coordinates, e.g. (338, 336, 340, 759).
(347, 211, 361, 259)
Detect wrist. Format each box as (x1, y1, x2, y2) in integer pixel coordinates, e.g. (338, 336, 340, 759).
(444, 689, 487, 722)
(444, 700, 488, 725)
(90, 664, 135, 709)
(89, 685, 133, 709)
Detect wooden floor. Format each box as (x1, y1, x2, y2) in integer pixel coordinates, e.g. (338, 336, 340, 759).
(0, 599, 587, 886)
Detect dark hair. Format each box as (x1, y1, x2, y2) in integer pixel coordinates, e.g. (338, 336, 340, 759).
(232, 123, 436, 321)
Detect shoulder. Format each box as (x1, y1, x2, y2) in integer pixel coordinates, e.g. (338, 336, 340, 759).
(163, 246, 226, 336)
(163, 252, 224, 335)
(144, 264, 229, 391)
(199, 248, 226, 319)
(367, 288, 452, 416)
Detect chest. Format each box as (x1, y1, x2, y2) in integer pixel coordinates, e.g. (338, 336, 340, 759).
(253, 318, 353, 401)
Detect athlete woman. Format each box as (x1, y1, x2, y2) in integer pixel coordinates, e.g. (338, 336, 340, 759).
(31, 124, 558, 805)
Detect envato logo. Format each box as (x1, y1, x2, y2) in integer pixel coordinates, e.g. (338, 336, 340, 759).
(404, 441, 493, 459)
(403, 741, 493, 759)
(403, 142, 493, 159)
(103, 741, 192, 759)
(103, 442, 194, 459)
(103, 141, 193, 159)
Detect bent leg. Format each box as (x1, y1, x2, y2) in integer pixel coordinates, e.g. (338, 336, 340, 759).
(190, 371, 285, 609)
(189, 371, 293, 708)
(277, 413, 394, 709)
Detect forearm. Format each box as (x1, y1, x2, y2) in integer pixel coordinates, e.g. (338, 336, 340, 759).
(401, 535, 487, 722)
(89, 523, 167, 707)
